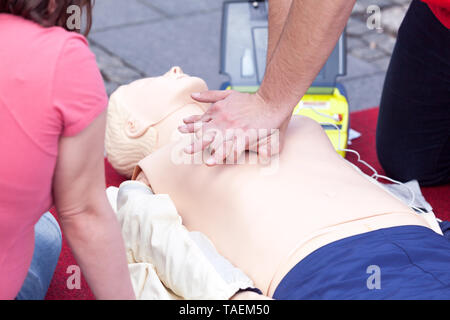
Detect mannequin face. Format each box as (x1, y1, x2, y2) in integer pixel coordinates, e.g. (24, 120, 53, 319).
(125, 66, 208, 125)
(105, 66, 209, 177)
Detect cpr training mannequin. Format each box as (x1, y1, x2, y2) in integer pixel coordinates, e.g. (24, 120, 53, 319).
(105, 67, 449, 299)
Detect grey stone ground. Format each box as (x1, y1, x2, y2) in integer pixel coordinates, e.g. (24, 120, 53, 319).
(88, 0, 412, 112)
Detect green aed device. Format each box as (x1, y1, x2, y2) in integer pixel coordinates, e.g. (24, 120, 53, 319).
(220, 0, 350, 157)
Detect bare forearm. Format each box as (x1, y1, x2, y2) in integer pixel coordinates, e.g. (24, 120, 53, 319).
(260, 0, 355, 113)
(267, 0, 293, 64)
(61, 199, 135, 300)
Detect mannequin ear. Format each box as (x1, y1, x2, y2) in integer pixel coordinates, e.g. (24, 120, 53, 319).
(125, 117, 150, 138)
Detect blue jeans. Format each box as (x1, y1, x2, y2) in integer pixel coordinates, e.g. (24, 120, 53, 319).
(16, 212, 62, 300)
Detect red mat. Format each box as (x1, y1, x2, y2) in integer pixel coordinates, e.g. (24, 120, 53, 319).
(44, 107, 449, 300)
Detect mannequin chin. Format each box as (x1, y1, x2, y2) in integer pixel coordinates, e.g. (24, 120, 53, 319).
(105, 66, 209, 178)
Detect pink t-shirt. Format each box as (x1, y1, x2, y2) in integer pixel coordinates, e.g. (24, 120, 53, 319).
(0, 14, 107, 299)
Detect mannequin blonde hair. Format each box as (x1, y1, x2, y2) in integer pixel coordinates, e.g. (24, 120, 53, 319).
(105, 87, 158, 178)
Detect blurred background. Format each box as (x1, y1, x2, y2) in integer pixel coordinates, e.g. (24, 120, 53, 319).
(88, 0, 412, 112)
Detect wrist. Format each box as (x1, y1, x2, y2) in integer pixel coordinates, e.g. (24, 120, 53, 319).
(256, 87, 296, 124)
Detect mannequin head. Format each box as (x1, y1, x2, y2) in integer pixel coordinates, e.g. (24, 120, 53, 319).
(105, 66, 209, 177)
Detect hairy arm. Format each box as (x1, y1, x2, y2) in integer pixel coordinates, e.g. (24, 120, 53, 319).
(259, 0, 356, 111)
(181, 0, 355, 164)
(53, 112, 135, 300)
(267, 0, 293, 65)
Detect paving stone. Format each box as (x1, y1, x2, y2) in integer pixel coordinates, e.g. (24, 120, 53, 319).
(350, 46, 386, 61)
(381, 5, 409, 34)
(352, 2, 367, 15)
(362, 31, 397, 54)
(346, 17, 371, 36)
(352, 0, 394, 15)
(342, 55, 379, 80)
(90, 43, 143, 85)
(372, 56, 392, 71)
(392, 0, 412, 5)
(104, 81, 121, 96)
(91, 0, 163, 32)
(347, 36, 367, 51)
(138, 0, 225, 17)
(90, 11, 229, 90)
(340, 72, 387, 111)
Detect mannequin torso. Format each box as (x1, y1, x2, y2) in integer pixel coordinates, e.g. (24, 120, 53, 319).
(134, 116, 431, 296)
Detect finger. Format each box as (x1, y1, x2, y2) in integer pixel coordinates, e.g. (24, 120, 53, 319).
(258, 132, 278, 159)
(198, 120, 231, 164)
(178, 122, 204, 134)
(206, 146, 222, 167)
(180, 114, 213, 133)
(229, 136, 246, 164)
(208, 134, 244, 166)
(208, 128, 230, 154)
(261, 129, 285, 164)
(203, 125, 228, 166)
(222, 140, 235, 164)
(198, 120, 225, 140)
(191, 90, 233, 104)
(210, 138, 234, 165)
(247, 133, 264, 153)
(184, 132, 216, 154)
(182, 114, 202, 124)
(256, 136, 272, 162)
(183, 113, 213, 125)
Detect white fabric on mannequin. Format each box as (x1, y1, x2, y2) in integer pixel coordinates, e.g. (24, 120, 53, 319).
(107, 181, 254, 300)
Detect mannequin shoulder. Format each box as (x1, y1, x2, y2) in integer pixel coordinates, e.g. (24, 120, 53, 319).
(288, 115, 327, 136)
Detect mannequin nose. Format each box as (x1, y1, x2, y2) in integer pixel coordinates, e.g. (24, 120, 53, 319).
(169, 66, 184, 75)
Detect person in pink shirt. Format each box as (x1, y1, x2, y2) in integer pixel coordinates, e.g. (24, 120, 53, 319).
(0, 0, 135, 299)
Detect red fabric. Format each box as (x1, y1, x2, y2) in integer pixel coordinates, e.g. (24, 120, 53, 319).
(422, 0, 450, 28)
(45, 107, 449, 300)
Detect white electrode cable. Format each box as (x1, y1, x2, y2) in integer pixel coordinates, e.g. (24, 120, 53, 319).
(298, 105, 425, 214)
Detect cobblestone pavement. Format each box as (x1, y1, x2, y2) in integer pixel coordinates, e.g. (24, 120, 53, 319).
(89, 0, 412, 111)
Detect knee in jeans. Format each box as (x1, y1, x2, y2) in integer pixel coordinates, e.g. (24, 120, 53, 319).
(36, 213, 62, 256)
